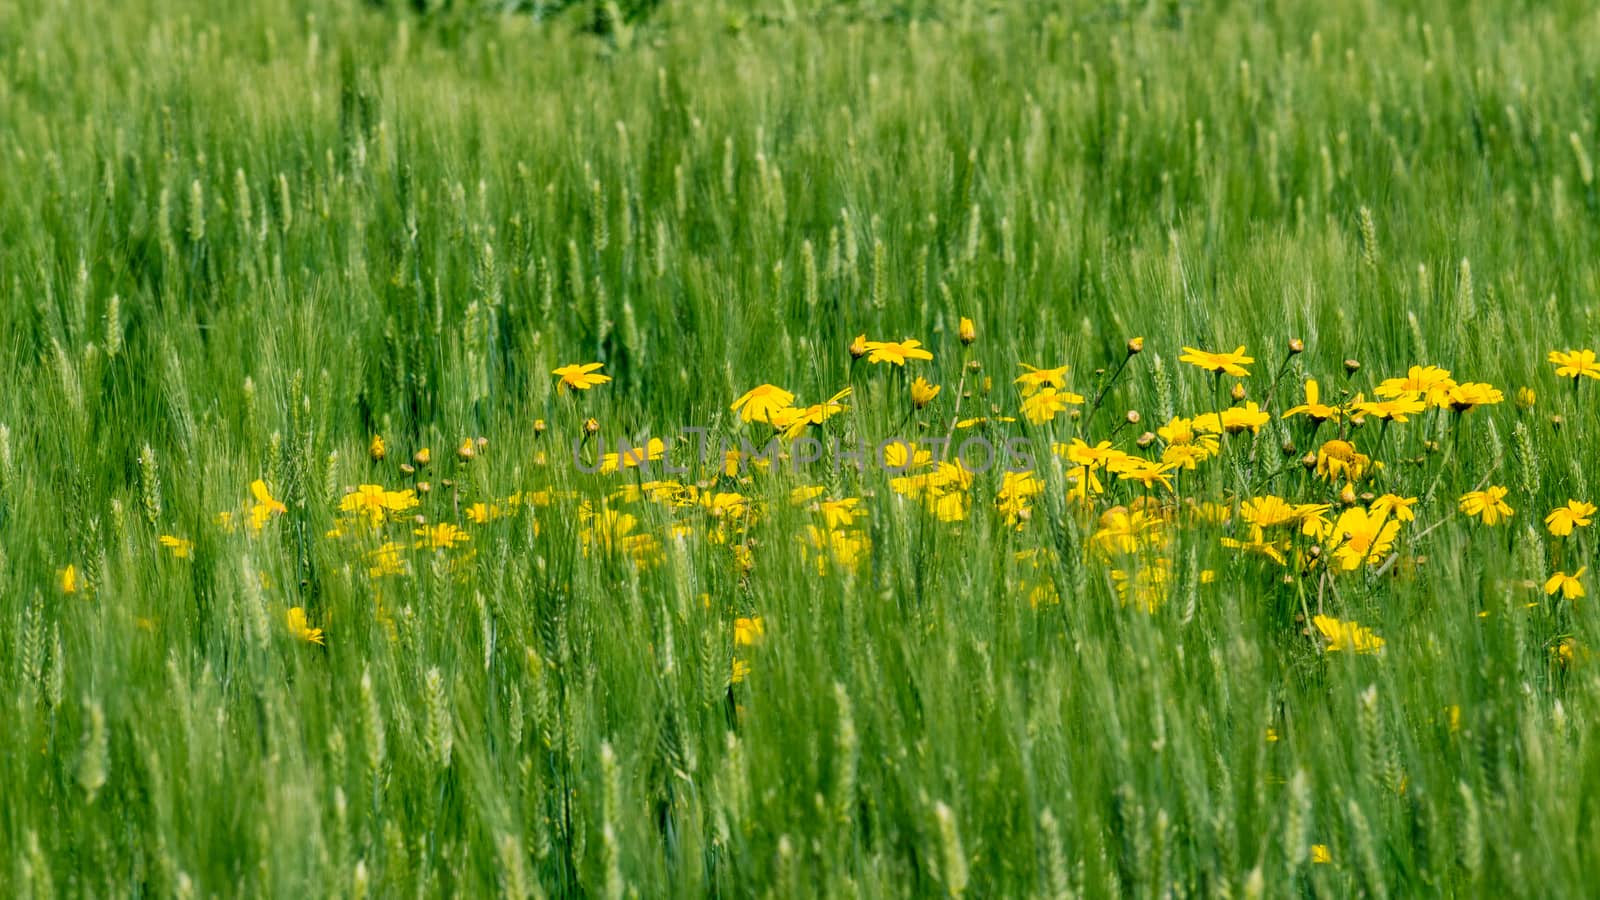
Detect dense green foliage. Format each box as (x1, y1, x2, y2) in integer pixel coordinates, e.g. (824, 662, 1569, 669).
(4, 0, 1600, 895)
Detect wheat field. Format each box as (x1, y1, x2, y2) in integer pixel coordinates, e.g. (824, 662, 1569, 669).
(4, 0, 1600, 896)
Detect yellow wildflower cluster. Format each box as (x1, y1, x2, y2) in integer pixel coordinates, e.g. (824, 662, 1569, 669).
(71, 338, 1600, 670)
